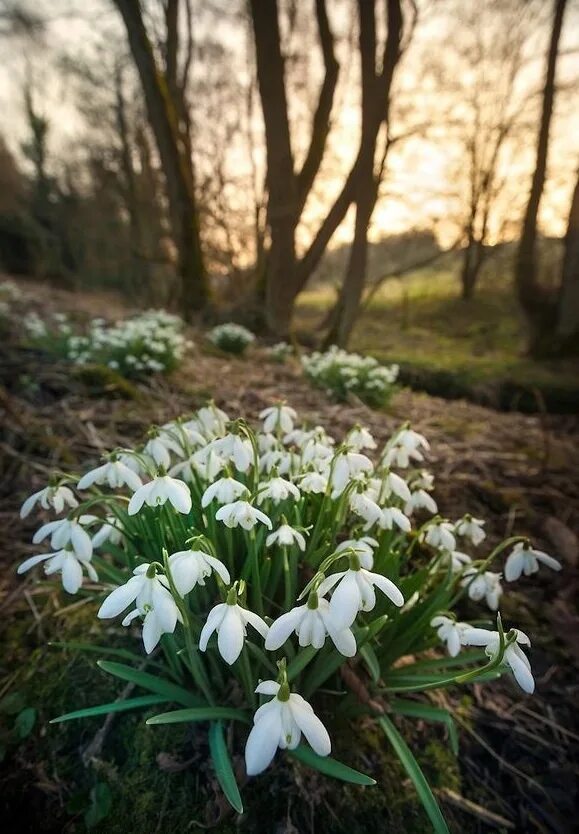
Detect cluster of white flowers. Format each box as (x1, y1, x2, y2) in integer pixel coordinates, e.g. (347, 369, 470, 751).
(23, 308, 190, 377)
(267, 342, 293, 363)
(17, 401, 560, 791)
(0, 279, 19, 316)
(207, 322, 255, 355)
(301, 346, 399, 407)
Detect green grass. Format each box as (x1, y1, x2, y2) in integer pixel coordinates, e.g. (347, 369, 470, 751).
(297, 260, 579, 412)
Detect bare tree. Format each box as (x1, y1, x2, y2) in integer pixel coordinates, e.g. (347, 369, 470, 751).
(112, 0, 208, 318)
(556, 166, 579, 347)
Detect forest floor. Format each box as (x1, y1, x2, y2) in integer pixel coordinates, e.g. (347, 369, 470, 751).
(1, 278, 578, 834)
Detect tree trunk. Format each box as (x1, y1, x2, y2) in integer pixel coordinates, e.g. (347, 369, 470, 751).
(514, 0, 566, 343)
(112, 0, 207, 318)
(555, 168, 579, 350)
(460, 238, 484, 300)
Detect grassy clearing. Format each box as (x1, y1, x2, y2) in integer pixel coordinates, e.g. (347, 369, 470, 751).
(297, 258, 579, 412)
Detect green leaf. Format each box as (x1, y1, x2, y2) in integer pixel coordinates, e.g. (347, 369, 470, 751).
(14, 707, 37, 739)
(391, 700, 458, 756)
(287, 745, 376, 786)
(287, 646, 318, 681)
(84, 782, 112, 829)
(49, 641, 165, 668)
(147, 707, 249, 725)
(208, 722, 243, 814)
(378, 715, 450, 834)
(360, 644, 380, 683)
(0, 692, 26, 716)
(51, 695, 167, 723)
(302, 650, 345, 698)
(97, 661, 202, 706)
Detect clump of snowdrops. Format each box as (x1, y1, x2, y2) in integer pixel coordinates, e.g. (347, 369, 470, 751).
(17, 402, 560, 827)
(23, 309, 190, 377)
(302, 346, 399, 408)
(207, 322, 255, 355)
(267, 341, 293, 363)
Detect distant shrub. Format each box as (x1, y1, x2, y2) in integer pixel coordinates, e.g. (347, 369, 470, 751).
(267, 341, 293, 363)
(302, 346, 399, 408)
(207, 322, 255, 355)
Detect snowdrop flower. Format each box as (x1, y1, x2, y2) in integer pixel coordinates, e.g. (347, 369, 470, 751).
(423, 521, 456, 552)
(168, 548, 230, 596)
(92, 516, 123, 549)
(430, 615, 472, 657)
(347, 426, 377, 451)
(77, 458, 142, 492)
(318, 561, 404, 629)
(330, 451, 373, 497)
(266, 523, 307, 551)
(382, 427, 430, 468)
(143, 433, 181, 469)
(462, 627, 535, 694)
(195, 403, 229, 438)
(215, 500, 272, 531)
(201, 477, 249, 508)
(299, 471, 328, 494)
(461, 569, 503, 610)
(455, 515, 486, 546)
(199, 591, 268, 664)
(379, 505, 411, 533)
(349, 491, 382, 529)
(382, 471, 411, 503)
(17, 543, 98, 594)
(257, 476, 300, 505)
(128, 475, 191, 516)
(245, 681, 331, 775)
(334, 537, 378, 569)
(266, 594, 356, 656)
(445, 550, 472, 572)
(405, 489, 438, 516)
(209, 433, 253, 472)
(504, 542, 561, 582)
(259, 404, 297, 435)
(33, 516, 95, 557)
(258, 433, 278, 453)
(20, 484, 78, 519)
(98, 564, 182, 654)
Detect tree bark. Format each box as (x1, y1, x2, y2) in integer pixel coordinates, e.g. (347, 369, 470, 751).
(460, 237, 485, 300)
(112, 0, 207, 318)
(555, 168, 579, 349)
(514, 0, 566, 342)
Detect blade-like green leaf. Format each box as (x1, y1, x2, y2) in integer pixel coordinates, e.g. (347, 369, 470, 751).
(287, 646, 318, 681)
(49, 641, 165, 669)
(378, 715, 450, 834)
(147, 707, 250, 725)
(391, 699, 458, 756)
(302, 651, 345, 698)
(209, 722, 243, 814)
(51, 694, 167, 723)
(97, 660, 202, 706)
(287, 745, 376, 786)
(360, 644, 380, 683)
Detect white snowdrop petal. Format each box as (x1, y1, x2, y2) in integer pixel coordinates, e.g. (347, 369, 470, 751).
(245, 706, 283, 775)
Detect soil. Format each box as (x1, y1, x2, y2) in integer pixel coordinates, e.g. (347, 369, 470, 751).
(1, 278, 578, 834)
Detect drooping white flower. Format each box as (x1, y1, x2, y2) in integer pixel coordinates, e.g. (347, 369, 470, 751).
(347, 426, 377, 451)
(455, 515, 486, 546)
(20, 484, 78, 519)
(245, 681, 331, 775)
(201, 477, 249, 508)
(379, 505, 411, 533)
(33, 516, 95, 558)
(77, 459, 142, 492)
(334, 537, 378, 569)
(349, 491, 382, 529)
(199, 598, 268, 664)
(382, 471, 412, 503)
(382, 428, 430, 468)
(194, 403, 229, 438)
(98, 564, 182, 653)
(92, 516, 123, 549)
(143, 433, 181, 469)
(259, 404, 297, 435)
(299, 471, 328, 494)
(405, 489, 437, 516)
(265, 596, 356, 656)
(17, 543, 98, 594)
(330, 451, 373, 497)
(461, 569, 503, 610)
(504, 542, 561, 582)
(168, 548, 230, 596)
(128, 475, 192, 516)
(209, 433, 253, 472)
(423, 521, 456, 552)
(445, 550, 472, 572)
(430, 615, 472, 657)
(257, 476, 301, 505)
(174, 447, 226, 481)
(318, 565, 404, 629)
(215, 500, 272, 531)
(462, 627, 535, 693)
(266, 523, 307, 551)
